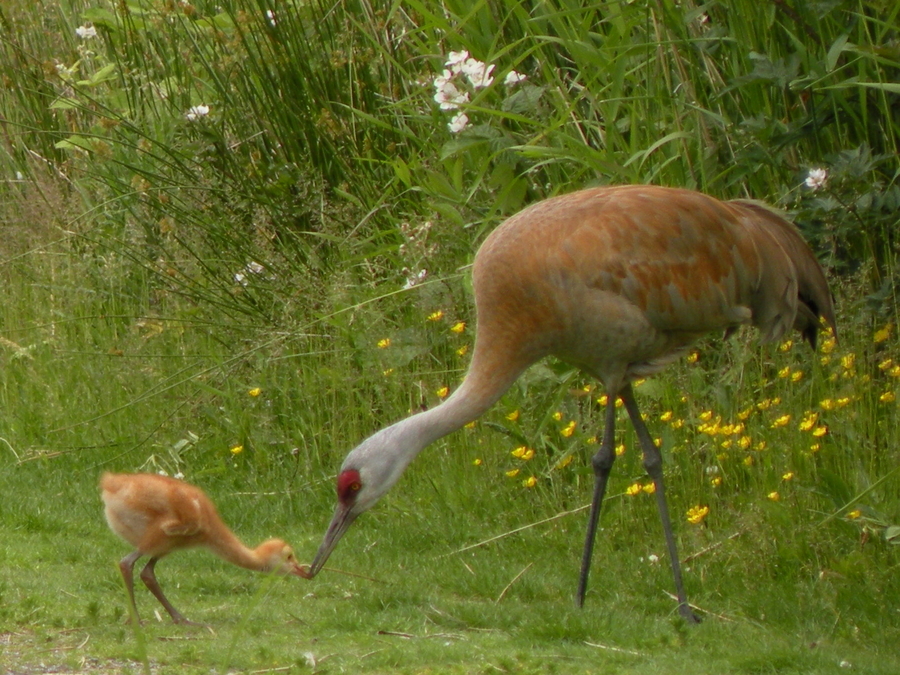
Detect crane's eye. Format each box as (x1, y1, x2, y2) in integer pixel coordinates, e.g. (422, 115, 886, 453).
(337, 469, 363, 503)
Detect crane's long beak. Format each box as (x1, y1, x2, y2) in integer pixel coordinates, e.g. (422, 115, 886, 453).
(303, 502, 359, 579)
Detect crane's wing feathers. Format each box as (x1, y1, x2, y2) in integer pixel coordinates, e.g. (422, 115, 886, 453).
(729, 199, 836, 346)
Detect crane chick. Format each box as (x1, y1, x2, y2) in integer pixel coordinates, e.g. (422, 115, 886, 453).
(302, 185, 836, 621)
(101, 472, 305, 625)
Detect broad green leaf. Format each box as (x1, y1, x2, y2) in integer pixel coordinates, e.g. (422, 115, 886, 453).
(54, 136, 95, 152)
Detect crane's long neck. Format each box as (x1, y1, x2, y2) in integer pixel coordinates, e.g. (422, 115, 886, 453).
(367, 345, 530, 474)
(203, 521, 271, 572)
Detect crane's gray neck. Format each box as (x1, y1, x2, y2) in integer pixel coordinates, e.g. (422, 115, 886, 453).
(344, 366, 521, 496)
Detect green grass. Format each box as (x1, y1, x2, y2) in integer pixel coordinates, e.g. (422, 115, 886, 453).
(2, 0, 899, 672)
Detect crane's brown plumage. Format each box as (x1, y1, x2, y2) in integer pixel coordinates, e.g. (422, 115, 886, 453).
(303, 185, 836, 620)
(101, 472, 305, 624)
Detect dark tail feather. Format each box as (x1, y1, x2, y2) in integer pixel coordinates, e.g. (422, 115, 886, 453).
(730, 199, 837, 347)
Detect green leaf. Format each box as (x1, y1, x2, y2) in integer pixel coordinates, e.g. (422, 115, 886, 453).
(54, 135, 95, 152)
(82, 7, 119, 30)
(826, 33, 850, 72)
(823, 81, 900, 94)
(49, 97, 81, 111)
(886, 525, 900, 545)
(440, 136, 489, 161)
(82, 63, 117, 87)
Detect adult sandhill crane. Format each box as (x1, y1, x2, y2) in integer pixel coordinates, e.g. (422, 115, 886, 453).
(302, 185, 836, 621)
(101, 472, 305, 624)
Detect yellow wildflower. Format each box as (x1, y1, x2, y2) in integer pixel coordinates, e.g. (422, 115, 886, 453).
(757, 399, 773, 411)
(755, 441, 767, 451)
(248, 387, 262, 397)
(653, 437, 662, 448)
(799, 412, 819, 431)
(880, 391, 896, 403)
(436, 386, 450, 398)
(767, 491, 780, 502)
(890, 365, 900, 378)
(812, 426, 828, 437)
(642, 482, 656, 494)
(779, 340, 793, 352)
(586, 436, 597, 445)
(552, 411, 563, 421)
(615, 443, 626, 456)
(377, 338, 391, 349)
(809, 443, 820, 453)
(873, 324, 892, 343)
(383, 368, 394, 376)
(686, 505, 709, 524)
(820, 398, 835, 411)
(511, 446, 526, 458)
(710, 476, 723, 487)
(778, 366, 791, 378)
(464, 421, 476, 429)
(615, 397, 624, 408)
(738, 436, 752, 449)
(835, 397, 851, 408)
(634, 378, 645, 387)
(660, 411, 673, 422)
(820, 355, 831, 366)
(771, 414, 791, 428)
(791, 371, 804, 383)
(626, 483, 642, 496)
(560, 420, 577, 438)
(522, 448, 535, 461)
(597, 395, 608, 406)
(699, 410, 714, 422)
(456, 344, 469, 356)
(841, 353, 855, 370)
(738, 407, 753, 421)
(743, 456, 755, 467)
(505, 468, 520, 478)
(523, 476, 537, 488)
(878, 358, 894, 371)
(426, 310, 444, 322)
(721, 439, 733, 449)
(686, 351, 699, 364)
(230, 445, 244, 455)
(554, 455, 574, 469)
(473, 458, 482, 466)
(782, 471, 795, 481)
(450, 321, 466, 334)
(506, 409, 520, 422)
(847, 509, 862, 520)
(820, 337, 836, 353)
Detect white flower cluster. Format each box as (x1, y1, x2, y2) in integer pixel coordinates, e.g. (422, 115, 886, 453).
(185, 104, 210, 121)
(75, 25, 97, 39)
(804, 167, 828, 191)
(234, 261, 267, 286)
(432, 51, 526, 134)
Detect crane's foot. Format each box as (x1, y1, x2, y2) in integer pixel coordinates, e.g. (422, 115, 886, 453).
(678, 602, 701, 624)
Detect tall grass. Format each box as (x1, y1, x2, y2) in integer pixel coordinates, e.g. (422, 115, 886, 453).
(1, 0, 899, 672)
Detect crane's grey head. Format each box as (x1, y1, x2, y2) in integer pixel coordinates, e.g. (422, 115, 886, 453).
(303, 423, 421, 578)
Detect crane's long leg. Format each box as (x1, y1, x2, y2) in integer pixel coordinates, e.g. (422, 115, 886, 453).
(576, 394, 619, 607)
(620, 385, 700, 623)
(119, 551, 143, 624)
(139, 557, 194, 625)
